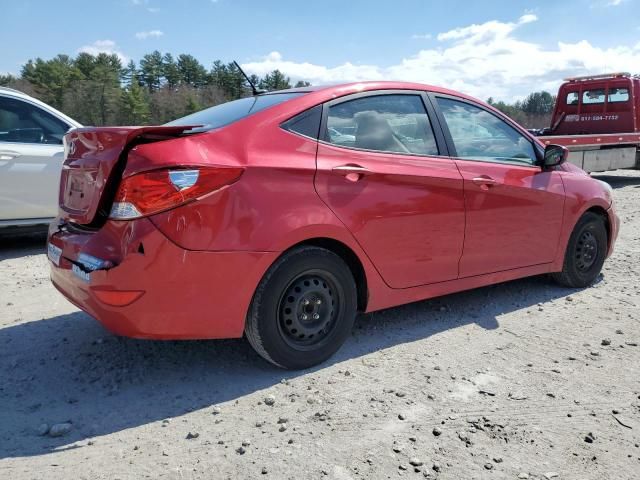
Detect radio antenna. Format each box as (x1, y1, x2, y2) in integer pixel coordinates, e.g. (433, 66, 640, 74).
(233, 61, 265, 96)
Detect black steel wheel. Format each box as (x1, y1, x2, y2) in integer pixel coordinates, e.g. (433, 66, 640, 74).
(245, 246, 357, 369)
(552, 212, 607, 288)
(277, 271, 341, 350)
(575, 230, 599, 272)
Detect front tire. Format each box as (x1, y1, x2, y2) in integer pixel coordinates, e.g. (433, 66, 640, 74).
(552, 212, 607, 288)
(245, 246, 357, 369)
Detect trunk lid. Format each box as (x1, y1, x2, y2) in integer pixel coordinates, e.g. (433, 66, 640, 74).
(59, 126, 196, 225)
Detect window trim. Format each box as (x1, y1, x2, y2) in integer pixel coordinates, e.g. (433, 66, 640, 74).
(318, 89, 451, 158)
(565, 91, 580, 106)
(0, 94, 72, 146)
(427, 92, 543, 169)
(582, 88, 606, 105)
(607, 87, 630, 104)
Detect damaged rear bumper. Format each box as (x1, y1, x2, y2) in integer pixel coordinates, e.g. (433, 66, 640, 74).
(48, 218, 278, 339)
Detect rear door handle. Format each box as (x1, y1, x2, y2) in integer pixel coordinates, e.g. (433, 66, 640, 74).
(332, 165, 372, 175)
(332, 164, 372, 182)
(471, 176, 498, 189)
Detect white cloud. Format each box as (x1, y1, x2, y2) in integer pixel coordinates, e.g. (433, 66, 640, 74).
(592, 0, 629, 7)
(242, 51, 384, 84)
(517, 13, 538, 24)
(78, 40, 128, 63)
(241, 14, 640, 102)
(131, 0, 159, 13)
(411, 33, 432, 40)
(436, 14, 536, 42)
(135, 30, 164, 40)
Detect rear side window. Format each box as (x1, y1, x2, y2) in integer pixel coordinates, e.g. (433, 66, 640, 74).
(0, 96, 69, 144)
(282, 105, 321, 139)
(608, 87, 629, 103)
(582, 89, 605, 105)
(166, 92, 306, 133)
(325, 94, 439, 155)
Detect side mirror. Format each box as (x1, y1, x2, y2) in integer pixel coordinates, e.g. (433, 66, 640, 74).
(542, 144, 568, 169)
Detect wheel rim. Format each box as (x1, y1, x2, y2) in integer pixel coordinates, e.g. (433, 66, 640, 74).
(575, 230, 598, 272)
(278, 271, 340, 350)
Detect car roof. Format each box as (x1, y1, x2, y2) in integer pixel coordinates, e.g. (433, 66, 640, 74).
(0, 86, 82, 127)
(262, 81, 477, 102)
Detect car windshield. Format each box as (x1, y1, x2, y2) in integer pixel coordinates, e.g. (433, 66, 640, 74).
(166, 92, 306, 133)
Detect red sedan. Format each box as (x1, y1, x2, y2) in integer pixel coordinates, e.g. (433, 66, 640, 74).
(48, 82, 620, 369)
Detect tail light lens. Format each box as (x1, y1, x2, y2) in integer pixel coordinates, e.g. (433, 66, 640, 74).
(109, 166, 243, 220)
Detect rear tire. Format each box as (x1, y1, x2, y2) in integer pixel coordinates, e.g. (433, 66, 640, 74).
(245, 246, 357, 369)
(551, 212, 607, 288)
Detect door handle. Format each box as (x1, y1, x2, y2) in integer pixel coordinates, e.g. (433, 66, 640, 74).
(332, 164, 372, 182)
(0, 151, 21, 161)
(471, 176, 498, 189)
(332, 165, 372, 175)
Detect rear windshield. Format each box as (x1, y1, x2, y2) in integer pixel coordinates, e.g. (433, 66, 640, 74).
(166, 92, 306, 133)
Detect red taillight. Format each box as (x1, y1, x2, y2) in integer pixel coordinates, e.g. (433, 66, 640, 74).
(109, 166, 243, 219)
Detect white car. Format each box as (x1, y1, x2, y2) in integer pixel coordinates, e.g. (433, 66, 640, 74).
(0, 87, 81, 230)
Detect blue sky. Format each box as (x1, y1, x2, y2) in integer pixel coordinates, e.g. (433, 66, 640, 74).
(1, 0, 639, 100)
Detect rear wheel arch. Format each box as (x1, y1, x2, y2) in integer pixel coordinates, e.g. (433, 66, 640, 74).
(278, 237, 368, 312)
(245, 241, 360, 369)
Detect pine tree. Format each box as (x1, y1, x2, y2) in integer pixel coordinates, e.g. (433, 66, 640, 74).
(521, 91, 556, 115)
(121, 81, 150, 125)
(248, 74, 261, 91)
(225, 62, 247, 99)
(162, 53, 181, 88)
(139, 50, 165, 92)
(177, 54, 207, 88)
(122, 60, 140, 88)
(21, 55, 82, 108)
(259, 70, 292, 92)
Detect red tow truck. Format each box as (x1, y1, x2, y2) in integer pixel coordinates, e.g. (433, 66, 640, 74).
(536, 72, 640, 173)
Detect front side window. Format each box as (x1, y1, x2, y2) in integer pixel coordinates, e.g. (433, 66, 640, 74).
(436, 97, 537, 166)
(0, 96, 69, 144)
(608, 87, 629, 103)
(583, 89, 605, 104)
(325, 94, 439, 155)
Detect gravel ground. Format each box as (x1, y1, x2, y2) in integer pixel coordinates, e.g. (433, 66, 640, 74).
(1, 170, 639, 480)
